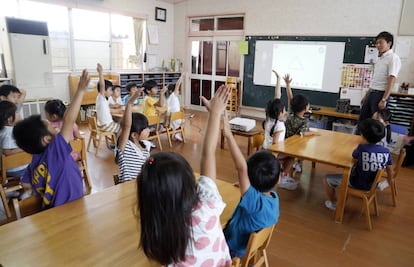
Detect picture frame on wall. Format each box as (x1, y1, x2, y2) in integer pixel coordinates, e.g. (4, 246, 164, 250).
(155, 7, 167, 22)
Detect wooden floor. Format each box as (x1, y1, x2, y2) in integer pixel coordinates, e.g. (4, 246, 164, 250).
(3, 110, 414, 266)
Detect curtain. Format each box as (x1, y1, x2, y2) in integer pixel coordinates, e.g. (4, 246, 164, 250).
(133, 18, 146, 68)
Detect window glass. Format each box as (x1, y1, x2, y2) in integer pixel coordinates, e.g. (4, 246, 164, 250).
(202, 41, 213, 75)
(190, 79, 200, 105)
(217, 17, 244, 30)
(228, 41, 240, 77)
(191, 41, 201, 74)
(111, 14, 136, 70)
(215, 41, 227, 76)
(73, 40, 110, 70)
(72, 9, 110, 41)
(190, 18, 214, 32)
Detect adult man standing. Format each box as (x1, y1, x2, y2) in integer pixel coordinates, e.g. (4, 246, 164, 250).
(359, 31, 401, 123)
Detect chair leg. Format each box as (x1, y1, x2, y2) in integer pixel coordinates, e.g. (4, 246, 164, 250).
(0, 187, 12, 218)
(263, 250, 269, 267)
(373, 196, 379, 216)
(82, 161, 92, 195)
(390, 180, 397, 207)
(181, 129, 186, 143)
(95, 136, 101, 156)
(167, 130, 173, 148)
(364, 198, 372, 231)
(157, 135, 162, 150)
(87, 136, 93, 152)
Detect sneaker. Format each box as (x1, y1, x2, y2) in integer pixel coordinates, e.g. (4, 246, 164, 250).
(378, 180, 389, 191)
(293, 161, 302, 173)
(325, 200, 336, 211)
(277, 176, 299, 190)
(174, 133, 183, 142)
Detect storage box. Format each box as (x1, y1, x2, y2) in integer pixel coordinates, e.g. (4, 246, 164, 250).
(332, 122, 356, 134)
(229, 117, 256, 132)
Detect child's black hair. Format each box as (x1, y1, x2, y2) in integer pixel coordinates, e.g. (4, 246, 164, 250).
(376, 31, 394, 48)
(265, 98, 285, 136)
(125, 82, 137, 92)
(13, 115, 51, 154)
(376, 109, 392, 143)
(45, 99, 67, 119)
(290, 94, 309, 114)
(142, 79, 158, 94)
(358, 118, 385, 144)
(0, 84, 20, 97)
(137, 152, 198, 265)
(0, 100, 17, 130)
(96, 79, 113, 93)
(247, 150, 281, 192)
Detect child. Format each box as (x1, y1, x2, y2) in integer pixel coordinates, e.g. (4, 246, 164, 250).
(13, 70, 90, 208)
(137, 85, 232, 266)
(0, 100, 27, 178)
(117, 89, 151, 183)
(166, 73, 184, 141)
(324, 118, 393, 210)
(223, 110, 280, 258)
(372, 109, 392, 146)
(44, 99, 82, 160)
(95, 63, 120, 134)
(142, 79, 167, 118)
(108, 85, 123, 108)
(262, 70, 286, 149)
(279, 74, 320, 190)
(122, 82, 140, 105)
(0, 84, 26, 112)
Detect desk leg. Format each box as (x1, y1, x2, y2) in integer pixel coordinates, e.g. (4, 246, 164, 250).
(334, 167, 351, 223)
(220, 129, 225, 149)
(247, 137, 252, 156)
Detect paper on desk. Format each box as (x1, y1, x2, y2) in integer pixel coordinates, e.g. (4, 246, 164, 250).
(340, 87, 362, 106)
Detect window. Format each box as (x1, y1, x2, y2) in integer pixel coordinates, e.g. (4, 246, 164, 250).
(189, 15, 244, 34)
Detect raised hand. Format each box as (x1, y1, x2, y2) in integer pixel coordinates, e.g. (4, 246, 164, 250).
(283, 74, 292, 85)
(77, 69, 90, 91)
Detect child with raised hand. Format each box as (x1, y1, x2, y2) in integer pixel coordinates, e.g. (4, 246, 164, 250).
(137, 85, 232, 266)
(13, 70, 90, 208)
(324, 119, 393, 210)
(108, 85, 123, 108)
(166, 73, 185, 141)
(223, 109, 280, 258)
(263, 70, 286, 149)
(0, 100, 27, 178)
(122, 82, 140, 106)
(143, 79, 167, 118)
(116, 88, 151, 184)
(0, 85, 26, 113)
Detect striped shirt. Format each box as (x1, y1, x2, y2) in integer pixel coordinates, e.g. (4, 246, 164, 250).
(118, 140, 150, 183)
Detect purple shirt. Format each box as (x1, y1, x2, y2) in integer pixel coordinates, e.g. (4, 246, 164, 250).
(22, 133, 83, 208)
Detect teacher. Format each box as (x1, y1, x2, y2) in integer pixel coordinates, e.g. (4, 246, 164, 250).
(359, 31, 401, 123)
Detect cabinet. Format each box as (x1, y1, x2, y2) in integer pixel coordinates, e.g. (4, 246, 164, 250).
(388, 93, 414, 134)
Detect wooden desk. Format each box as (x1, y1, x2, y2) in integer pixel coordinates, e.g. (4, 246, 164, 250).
(312, 105, 359, 120)
(268, 129, 362, 223)
(220, 128, 263, 156)
(0, 179, 240, 266)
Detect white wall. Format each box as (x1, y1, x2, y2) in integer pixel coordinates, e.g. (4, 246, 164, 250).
(174, 0, 414, 99)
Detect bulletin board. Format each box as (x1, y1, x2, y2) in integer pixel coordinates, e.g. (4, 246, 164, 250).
(242, 35, 375, 109)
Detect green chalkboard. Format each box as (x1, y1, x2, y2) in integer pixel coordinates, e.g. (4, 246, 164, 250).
(242, 35, 375, 108)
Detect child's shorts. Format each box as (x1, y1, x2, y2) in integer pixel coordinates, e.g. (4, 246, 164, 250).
(326, 173, 343, 188)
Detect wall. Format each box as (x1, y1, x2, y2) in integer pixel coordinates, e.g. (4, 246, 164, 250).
(174, 0, 414, 111)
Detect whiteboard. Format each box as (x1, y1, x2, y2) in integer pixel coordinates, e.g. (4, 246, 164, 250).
(253, 40, 345, 93)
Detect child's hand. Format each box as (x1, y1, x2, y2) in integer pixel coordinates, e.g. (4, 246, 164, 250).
(96, 63, 103, 74)
(208, 85, 230, 115)
(160, 86, 168, 94)
(283, 74, 292, 85)
(77, 69, 90, 91)
(272, 69, 280, 80)
(222, 111, 233, 137)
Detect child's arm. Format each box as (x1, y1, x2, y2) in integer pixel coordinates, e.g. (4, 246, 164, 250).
(2, 147, 23, 156)
(97, 63, 105, 96)
(223, 112, 250, 195)
(272, 130, 282, 144)
(272, 70, 281, 99)
(284, 74, 293, 110)
(73, 123, 82, 139)
(61, 70, 90, 143)
(155, 86, 168, 107)
(175, 72, 185, 92)
(118, 89, 143, 151)
(200, 85, 230, 181)
(17, 88, 26, 104)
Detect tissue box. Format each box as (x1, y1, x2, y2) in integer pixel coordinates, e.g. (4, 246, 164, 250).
(229, 117, 256, 132)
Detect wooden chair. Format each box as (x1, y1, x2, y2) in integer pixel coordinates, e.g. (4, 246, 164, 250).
(12, 195, 43, 219)
(249, 133, 264, 154)
(346, 169, 385, 231)
(380, 148, 406, 207)
(166, 108, 186, 147)
(70, 138, 92, 194)
(87, 114, 117, 156)
(233, 224, 275, 267)
(147, 112, 168, 150)
(0, 151, 32, 218)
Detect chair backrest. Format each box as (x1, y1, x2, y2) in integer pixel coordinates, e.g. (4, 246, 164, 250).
(240, 224, 275, 267)
(250, 133, 264, 153)
(1, 152, 32, 185)
(147, 113, 160, 130)
(393, 148, 406, 178)
(87, 114, 98, 133)
(170, 109, 185, 122)
(12, 196, 43, 219)
(70, 138, 86, 162)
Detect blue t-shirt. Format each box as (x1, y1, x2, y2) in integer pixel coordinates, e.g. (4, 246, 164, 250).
(223, 186, 279, 257)
(22, 133, 83, 208)
(350, 143, 392, 190)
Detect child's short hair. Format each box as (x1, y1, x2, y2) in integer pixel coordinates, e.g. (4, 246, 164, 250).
(143, 80, 158, 94)
(376, 31, 394, 48)
(247, 150, 281, 192)
(125, 82, 137, 92)
(165, 83, 176, 98)
(137, 152, 198, 264)
(0, 84, 20, 97)
(45, 99, 67, 119)
(0, 100, 17, 130)
(375, 109, 391, 122)
(358, 118, 385, 144)
(130, 113, 148, 135)
(291, 94, 309, 114)
(96, 79, 113, 93)
(13, 115, 51, 154)
(112, 84, 121, 91)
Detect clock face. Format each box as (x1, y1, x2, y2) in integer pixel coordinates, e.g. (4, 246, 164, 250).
(158, 10, 165, 18)
(156, 8, 166, 21)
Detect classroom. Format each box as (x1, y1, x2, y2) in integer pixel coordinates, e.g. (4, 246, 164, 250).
(0, 0, 414, 266)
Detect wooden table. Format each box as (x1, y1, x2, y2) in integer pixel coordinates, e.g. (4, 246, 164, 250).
(312, 105, 359, 121)
(268, 129, 362, 223)
(220, 128, 263, 156)
(0, 179, 240, 266)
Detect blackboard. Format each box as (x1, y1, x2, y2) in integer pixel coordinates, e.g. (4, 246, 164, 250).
(242, 35, 375, 108)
